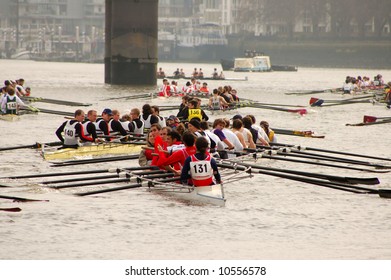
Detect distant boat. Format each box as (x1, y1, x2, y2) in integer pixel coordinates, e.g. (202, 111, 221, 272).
(233, 56, 272, 72)
(221, 52, 298, 72)
(11, 50, 32, 60)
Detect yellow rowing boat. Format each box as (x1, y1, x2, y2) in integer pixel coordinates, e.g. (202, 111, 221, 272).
(41, 142, 143, 160)
(0, 114, 20, 122)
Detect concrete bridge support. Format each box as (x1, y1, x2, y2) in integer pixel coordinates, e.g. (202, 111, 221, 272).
(105, 0, 158, 85)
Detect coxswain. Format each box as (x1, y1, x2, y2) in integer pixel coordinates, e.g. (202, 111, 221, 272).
(199, 82, 210, 95)
(139, 131, 156, 166)
(55, 109, 95, 148)
(180, 137, 221, 187)
(182, 99, 209, 122)
(260, 121, 277, 143)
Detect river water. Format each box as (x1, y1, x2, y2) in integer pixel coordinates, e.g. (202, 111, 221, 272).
(0, 60, 391, 260)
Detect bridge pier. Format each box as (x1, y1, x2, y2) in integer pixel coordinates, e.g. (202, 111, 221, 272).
(105, 0, 158, 85)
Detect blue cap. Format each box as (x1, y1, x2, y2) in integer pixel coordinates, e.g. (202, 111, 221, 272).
(102, 108, 113, 115)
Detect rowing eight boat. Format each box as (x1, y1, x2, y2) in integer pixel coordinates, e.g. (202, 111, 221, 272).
(41, 142, 143, 160)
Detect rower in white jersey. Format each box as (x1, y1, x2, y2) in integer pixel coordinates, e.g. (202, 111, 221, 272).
(151, 105, 166, 128)
(208, 88, 229, 110)
(82, 109, 99, 141)
(141, 104, 159, 130)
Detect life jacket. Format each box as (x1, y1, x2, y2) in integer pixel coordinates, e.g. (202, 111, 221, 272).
(5, 95, 17, 114)
(188, 108, 202, 121)
(189, 154, 213, 187)
(64, 120, 81, 146)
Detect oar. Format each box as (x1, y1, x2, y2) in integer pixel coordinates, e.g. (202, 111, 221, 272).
(218, 162, 374, 194)
(309, 95, 375, 105)
(285, 88, 342, 95)
(244, 103, 307, 115)
(0, 141, 62, 152)
(256, 145, 391, 169)
(218, 158, 379, 185)
(3, 166, 158, 179)
(0, 194, 49, 202)
(346, 118, 391, 126)
(22, 96, 92, 107)
(50, 154, 140, 167)
(42, 169, 167, 185)
(101, 92, 154, 101)
(0, 207, 22, 212)
(20, 106, 74, 117)
(75, 175, 179, 196)
(253, 146, 390, 169)
(234, 150, 388, 173)
(48, 176, 135, 189)
(272, 128, 325, 138)
(270, 142, 391, 162)
(311, 99, 372, 107)
(363, 115, 391, 123)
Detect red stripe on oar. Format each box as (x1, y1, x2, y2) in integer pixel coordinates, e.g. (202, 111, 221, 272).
(288, 108, 307, 115)
(363, 115, 377, 123)
(309, 97, 318, 105)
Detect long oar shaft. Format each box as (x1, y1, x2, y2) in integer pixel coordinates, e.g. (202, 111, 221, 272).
(270, 143, 391, 162)
(0, 207, 22, 212)
(218, 163, 376, 194)
(4, 166, 157, 179)
(0, 194, 49, 202)
(219, 159, 379, 185)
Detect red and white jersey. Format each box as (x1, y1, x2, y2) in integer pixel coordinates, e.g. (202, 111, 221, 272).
(189, 154, 213, 187)
(159, 84, 171, 97)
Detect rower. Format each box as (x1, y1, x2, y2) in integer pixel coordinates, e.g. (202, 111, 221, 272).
(208, 88, 229, 110)
(96, 108, 128, 140)
(128, 108, 145, 135)
(199, 82, 210, 95)
(82, 109, 100, 142)
(141, 104, 159, 130)
(180, 137, 221, 187)
(182, 99, 209, 122)
(157, 131, 196, 174)
(1, 88, 25, 115)
(212, 68, 218, 79)
(260, 121, 277, 143)
(151, 105, 166, 128)
(55, 109, 95, 148)
(158, 78, 171, 97)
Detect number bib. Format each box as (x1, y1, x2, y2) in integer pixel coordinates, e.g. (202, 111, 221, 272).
(189, 154, 213, 187)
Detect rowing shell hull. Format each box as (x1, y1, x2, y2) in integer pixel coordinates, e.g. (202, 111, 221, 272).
(0, 114, 20, 122)
(42, 143, 143, 160)
(149, 184, 226, 206)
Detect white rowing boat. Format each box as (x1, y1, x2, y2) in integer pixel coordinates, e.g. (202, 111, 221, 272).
(147, 180, 226, 206)
(41, 142, 143, 160)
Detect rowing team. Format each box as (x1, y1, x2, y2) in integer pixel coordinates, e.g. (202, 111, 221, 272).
(158, 78, 235, 98)
(138, 117, 274, 187)
(342, 74, 389, 94)
(0, 79, 31, 114)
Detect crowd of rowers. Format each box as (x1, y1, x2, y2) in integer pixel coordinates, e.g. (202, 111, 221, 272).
(56, 98, 277, 184)
(0, 79, 31, 114)
(157, 67, 225, 80)
(342, 74, 388, 93)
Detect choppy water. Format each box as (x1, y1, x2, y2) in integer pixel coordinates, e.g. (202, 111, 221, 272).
(1, 60, 391, 260)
